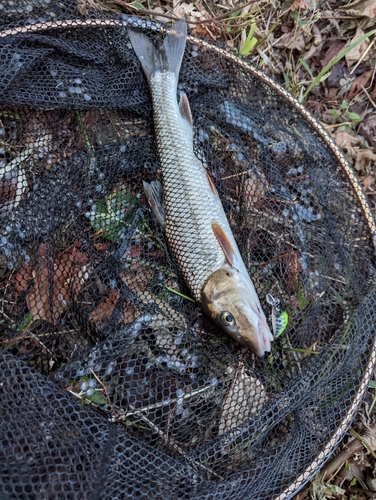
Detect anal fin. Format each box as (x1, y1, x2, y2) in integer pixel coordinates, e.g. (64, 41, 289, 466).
(143, 180, 165, 229)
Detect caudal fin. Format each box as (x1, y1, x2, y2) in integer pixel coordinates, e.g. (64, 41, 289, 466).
(128, 19, 187, 83)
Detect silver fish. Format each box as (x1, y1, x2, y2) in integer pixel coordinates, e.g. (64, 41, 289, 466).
(128, 19, 273, 356)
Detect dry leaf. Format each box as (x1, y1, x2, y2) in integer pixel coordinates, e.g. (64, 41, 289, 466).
(89, 289, 134, 324)
(26, 245, 88, 324)
(15, 265, 32, 292)
(334, 131, 360, 148)
(302, 41, 324, 61)
(321, 41, 346, 68)
(291, 0, 307, 10)
(275, 31, 305, 51)
(338, 0, 376, 19)
(358, 112, 376, 148)
(245, 170, 269, 208)
(282, 252, 302, 293)
(218, 365, 266, 436)
(354, 148, 376, 172)
(361, 174, 375, 190)
(347, 70, 373, 100)
(312, 24, 322, 46)
(345, 28, 371, 66)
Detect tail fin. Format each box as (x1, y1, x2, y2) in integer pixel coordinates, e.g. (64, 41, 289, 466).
(128, 19, 187, 83)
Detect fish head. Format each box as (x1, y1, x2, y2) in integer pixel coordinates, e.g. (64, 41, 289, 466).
(200, 267, 273, 357)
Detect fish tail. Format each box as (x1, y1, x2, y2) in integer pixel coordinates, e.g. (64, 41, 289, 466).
(128, 19, 187, 83)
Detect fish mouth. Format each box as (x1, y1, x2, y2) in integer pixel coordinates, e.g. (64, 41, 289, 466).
(254, 318, 273, 357)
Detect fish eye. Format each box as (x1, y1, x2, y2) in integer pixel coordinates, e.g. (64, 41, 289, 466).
(220, 312, 235, 326)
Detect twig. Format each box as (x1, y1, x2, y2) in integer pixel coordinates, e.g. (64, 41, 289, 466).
(350, 38, 375, 75)
(90, 368, 112, 406)
(128, 403, 224, 480)
(349, 428, 376, 459)
(324, 122, 353, 129)
(319, 423, 376, 480)
(117, 382, 219, 420)
(361, 85, 376, 109)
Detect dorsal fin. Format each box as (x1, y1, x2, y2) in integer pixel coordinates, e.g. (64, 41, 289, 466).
(179, 93, 193, 126)
(212, 222, 235, 266)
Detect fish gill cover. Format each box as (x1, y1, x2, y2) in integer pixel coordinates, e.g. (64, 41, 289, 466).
(0, 1, 376, 499)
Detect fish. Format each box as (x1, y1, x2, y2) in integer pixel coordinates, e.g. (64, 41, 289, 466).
(128, 19, 273, 357)
(266, 294, 288, 338)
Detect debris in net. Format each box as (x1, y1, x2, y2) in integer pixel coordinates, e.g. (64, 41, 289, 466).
(0, 134, 52, 213)
(218, 364, 267, 437)
(18, 242, 89, 325)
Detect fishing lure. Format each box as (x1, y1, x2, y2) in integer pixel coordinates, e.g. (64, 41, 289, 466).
(266, 294, 288, 338)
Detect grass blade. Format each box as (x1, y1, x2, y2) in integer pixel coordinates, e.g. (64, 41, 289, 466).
(301, 29, 376, 101)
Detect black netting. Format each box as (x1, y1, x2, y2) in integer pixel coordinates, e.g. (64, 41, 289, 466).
(1, 2, 376, 499)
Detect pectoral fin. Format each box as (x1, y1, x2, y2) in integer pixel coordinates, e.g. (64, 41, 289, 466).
(206, 171, 219, 196)
(143, 180, 165, 229)
(212, 222, 235, 267)
(179, 93, 193, 126)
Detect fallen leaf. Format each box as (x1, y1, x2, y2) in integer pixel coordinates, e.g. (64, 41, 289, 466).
(345, 28, 371, 66)
(26, 245, 88, 324)
(245, 169, 269, 208)
(354, 148, 376, 172)
(282, 252, 302, 293)
(291, 0, 307, 10)
(321, 41, 346, 68)
(302, 41, 324, 61)
(14, 264, 32, 292)
(361, 174, 375, 190)
(90, 293, 135, 324)
(327, 60, 349, 88)
(312, 24, 322, 46)
(275, 31, 305, 51)
(334, 131, 360, 148)
(338, 0, 376, 19)
(358, 112, 376, 148)
(348, 70, 373, 100)
(320, 110, 337, 125)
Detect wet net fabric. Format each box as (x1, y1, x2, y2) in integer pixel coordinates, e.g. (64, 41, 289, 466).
(1, 3, 376, 499)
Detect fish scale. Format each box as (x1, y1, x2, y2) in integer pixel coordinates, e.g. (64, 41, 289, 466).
(128, 19, 273, 356)
(150, 72, 230, 299)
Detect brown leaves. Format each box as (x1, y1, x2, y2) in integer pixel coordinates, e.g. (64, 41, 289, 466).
(359, 112, 376, 148)
(290, 0, 307, 11)
(16, 243, 88, 325)
(347, 70, 374, 101)
(334, 131, 361, 148)
(345, 28, 371, 67)
(338, 0, 376, 19)
(282, 252, 302, 293)
(89, 289, 135, 324)
(275, 31, 305, 51)
(354, 148, 376, 172)
(321, 41, 346, 68)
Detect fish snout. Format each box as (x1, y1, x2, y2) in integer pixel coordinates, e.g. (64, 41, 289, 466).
(254, 318, 273, 357)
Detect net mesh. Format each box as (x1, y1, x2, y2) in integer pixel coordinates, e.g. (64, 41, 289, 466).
(1, 2, 376, 499)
